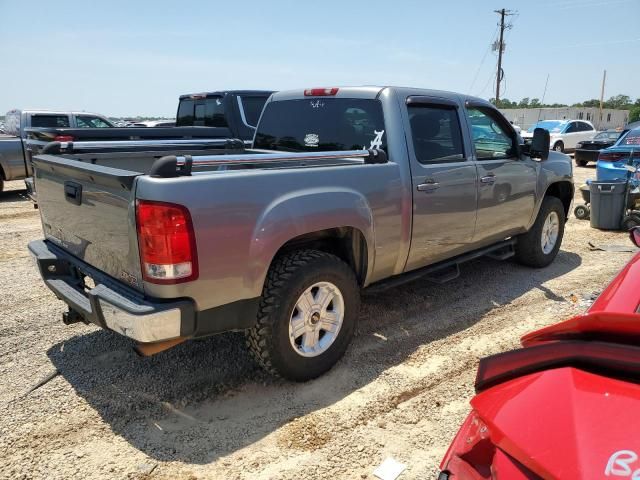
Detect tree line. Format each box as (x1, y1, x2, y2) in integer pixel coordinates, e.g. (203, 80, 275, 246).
(490, 95, 640, 123)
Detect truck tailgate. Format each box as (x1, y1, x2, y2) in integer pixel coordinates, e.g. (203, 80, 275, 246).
(32, 154, 144, 291)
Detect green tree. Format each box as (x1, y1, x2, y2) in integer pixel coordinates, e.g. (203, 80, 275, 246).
(605, 94, 632, 109)
(629, 106, 640, 124)
(518, 97, 530, 108)
(530, 98, 541, 107)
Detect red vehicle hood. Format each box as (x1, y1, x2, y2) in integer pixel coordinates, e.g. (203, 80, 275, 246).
(472, 367, 640, 479)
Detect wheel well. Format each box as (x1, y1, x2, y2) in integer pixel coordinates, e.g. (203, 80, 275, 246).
(275, 227, 368, 285)
(545, 181, 573, 218)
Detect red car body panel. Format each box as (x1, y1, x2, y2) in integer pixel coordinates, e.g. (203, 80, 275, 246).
(440, 252, 640, 479)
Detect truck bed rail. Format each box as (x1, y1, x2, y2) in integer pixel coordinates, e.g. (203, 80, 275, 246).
(150, 149, 388, 177)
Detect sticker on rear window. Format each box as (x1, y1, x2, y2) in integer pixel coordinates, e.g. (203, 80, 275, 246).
(369, 130, 385, 150)
(304, 133, 319, 147)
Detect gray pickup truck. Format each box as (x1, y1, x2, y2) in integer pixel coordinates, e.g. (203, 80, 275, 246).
(29, 86, 573, 381)
(0, 110, 114, 192)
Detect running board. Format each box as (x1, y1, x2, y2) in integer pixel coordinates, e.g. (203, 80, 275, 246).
(364, 239, 516, 294)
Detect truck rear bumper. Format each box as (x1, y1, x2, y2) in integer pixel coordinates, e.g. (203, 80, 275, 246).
(28, 239, 195, 343)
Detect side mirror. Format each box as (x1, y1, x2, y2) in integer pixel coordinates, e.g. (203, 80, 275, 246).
(629, 226, 640, 247)
(530, 128, 550, 160)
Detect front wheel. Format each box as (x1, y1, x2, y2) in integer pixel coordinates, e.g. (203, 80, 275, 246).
(247, 249, 360, 381)
(576, 159, 588, 167)
(515, 197, 566, 268)
(553, 141, 564, 153)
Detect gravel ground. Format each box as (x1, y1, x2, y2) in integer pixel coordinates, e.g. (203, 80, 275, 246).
(0, 164, 634, 480)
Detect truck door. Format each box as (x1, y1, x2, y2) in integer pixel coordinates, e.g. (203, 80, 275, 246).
(464, 104, 537, 244)
(404, 97, 478, 271)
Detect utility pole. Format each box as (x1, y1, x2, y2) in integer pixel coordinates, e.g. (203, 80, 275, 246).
(599, 69, 606, 129)
(493, 9, 515, 106)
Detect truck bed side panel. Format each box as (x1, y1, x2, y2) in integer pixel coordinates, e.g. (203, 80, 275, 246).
(135, 162, 404, 310)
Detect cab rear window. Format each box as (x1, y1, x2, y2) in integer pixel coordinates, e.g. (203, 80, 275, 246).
(31, 115, 70, 128)
(254, 98, 386, 152)
(176, 97, 228, 127)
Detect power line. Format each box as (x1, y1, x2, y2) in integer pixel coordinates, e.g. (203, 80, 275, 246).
(468, 24, 500, 94)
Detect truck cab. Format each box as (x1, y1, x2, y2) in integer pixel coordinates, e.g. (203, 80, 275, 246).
(176, 90, 274, 142)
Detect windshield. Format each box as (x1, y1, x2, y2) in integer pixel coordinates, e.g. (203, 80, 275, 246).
(595, 131, 621, 141)
(621, 129, 640, 146)
(254, 98, 387, 152)
(527, 120, 566, 133)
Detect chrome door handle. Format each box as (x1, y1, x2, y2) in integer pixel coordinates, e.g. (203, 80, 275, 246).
(417, 181, 440, 192)
(480, 175, 496, 185)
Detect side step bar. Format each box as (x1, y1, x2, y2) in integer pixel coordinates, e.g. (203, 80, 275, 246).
(365, 239, 516, 294)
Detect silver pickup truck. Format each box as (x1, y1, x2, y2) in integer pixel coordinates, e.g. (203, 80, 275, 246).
(0, 110, 114, 192)
(29, 86, 573, 381)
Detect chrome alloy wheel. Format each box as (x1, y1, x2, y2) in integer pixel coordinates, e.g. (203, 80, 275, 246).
(288, 281, 344, 357)
(541, 211, 560, 254)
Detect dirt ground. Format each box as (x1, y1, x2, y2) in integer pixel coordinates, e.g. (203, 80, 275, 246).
(0, 164, 634, 480)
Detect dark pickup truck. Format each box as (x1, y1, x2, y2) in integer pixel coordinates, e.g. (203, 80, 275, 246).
(1, 90, 272, 193)
(29, 86, 573, 381)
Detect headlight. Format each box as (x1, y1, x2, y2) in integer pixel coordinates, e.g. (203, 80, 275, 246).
(576, 142, 583, 148)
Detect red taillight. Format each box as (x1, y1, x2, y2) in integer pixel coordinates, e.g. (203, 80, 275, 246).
(304, 87, 339, 96)
(598, 151, 640, 162)
(475, 341, 640, 392)
(136, 200, 198, 284)
(54, 135, 75, 142)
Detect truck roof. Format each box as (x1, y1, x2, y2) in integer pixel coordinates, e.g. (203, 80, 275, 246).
(270, 86, 493, 106)
(178, 90, 274, 100)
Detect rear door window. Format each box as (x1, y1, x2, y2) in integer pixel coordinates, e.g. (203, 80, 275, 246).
(254, 98, 386, 152)
(408, 105, 465, 163)
(240, 96, 268, 127)
(31, 114, 70, 128)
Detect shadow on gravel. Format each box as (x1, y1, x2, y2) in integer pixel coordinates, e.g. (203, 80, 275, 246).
(0, 189, 29, 203)
(48, 249, 581, 465)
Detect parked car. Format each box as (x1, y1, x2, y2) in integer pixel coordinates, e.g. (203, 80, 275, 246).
(176, 90, 274, 140)
(0, 110, 114, 192)
(28, 86, 573, 381)
(130, 120, 176, 128)
(521, 119, 596, 153)
(439, 227, 640, 480)
(574, 129, 623, 166)
(596, 127, 640, 182)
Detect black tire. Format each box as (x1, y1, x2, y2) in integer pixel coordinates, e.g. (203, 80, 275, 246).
(576, 159, 588, 167)
(246, 249, 360, 381)
(515, 196, 565, 268)
(573, 204, 590, 220)
(622, 215, 640, 231)
(553, 141, 564, 153)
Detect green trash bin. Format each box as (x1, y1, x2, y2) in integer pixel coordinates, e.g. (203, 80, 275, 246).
(589, 181, 626, 230)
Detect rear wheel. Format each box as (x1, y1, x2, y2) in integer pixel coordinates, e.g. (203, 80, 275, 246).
(515, 197, 565, 268)
(247, 249, 360, 381)
(553, 141, 564, 153)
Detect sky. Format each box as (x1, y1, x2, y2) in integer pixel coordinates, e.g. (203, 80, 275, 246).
(1, 0, 639, 117)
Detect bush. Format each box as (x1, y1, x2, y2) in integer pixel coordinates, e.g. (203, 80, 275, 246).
(630, 106, 640, 124)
